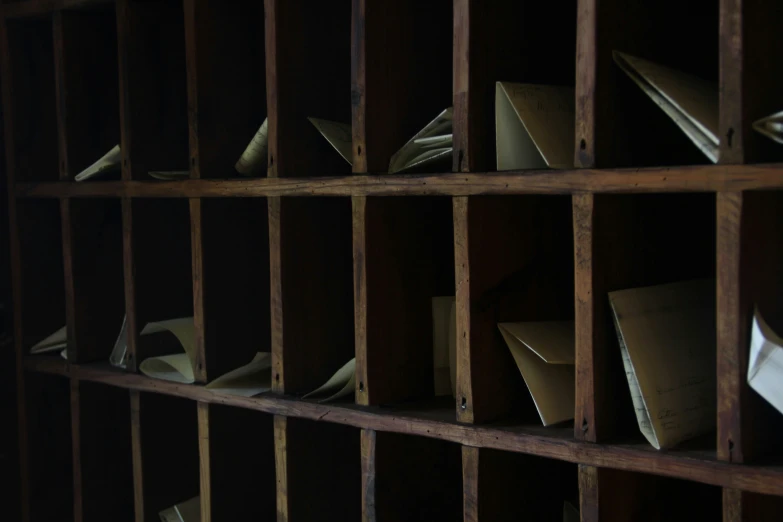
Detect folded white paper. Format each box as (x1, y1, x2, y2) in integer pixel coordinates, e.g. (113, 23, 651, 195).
(610, 279, 716, 450)
(308, 117, 353, 165)
(148, 170, 189, 180)
(205, 352, 272, 397)
(613, 51, 719, 163)
(159, 496, 200, 522)
(235, 118, 269, 175)
(303, 358, 356, 402)
(498, 320, 575, 426)
(389, 108, 453, 173)
(748, 310, 783, 416)
(753, 110, 783, 145)
(495, 82, 575, 170)
(75, 144, 122, 181)
(139, 317, 196, 384)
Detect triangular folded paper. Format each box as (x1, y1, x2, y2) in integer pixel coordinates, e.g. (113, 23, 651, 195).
(613, 51, 719, 163)
(495, 82, 575, 170)
(205, 352, 272, 397)
(498, 321, 575, 426)
(610, 279, 716, 450)
(308, 118, 353, 165)
(30, 326, 67, 356)
(235, 118, 269, 175)
(75, 145, 122, 181)
(753, 110, 783, 145)
(748, 309, 783, 416)
(139, 317, 197, 384)
(303, 358, 356, 402)
(159, 496, 200, 522)
(389, 108, 453, 173)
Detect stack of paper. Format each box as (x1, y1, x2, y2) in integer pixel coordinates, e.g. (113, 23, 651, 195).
(309, 109, 453, 173)
(748, 310, 783, 416)
(30, 326, 68, 360)
(74, 145, 122, 181)
(609, 279, 716, 450)
(495, 82, 575, 170)
(497, 321, 575, 426)
(613, 51, 719, 163)
(753, 111, 783, 145)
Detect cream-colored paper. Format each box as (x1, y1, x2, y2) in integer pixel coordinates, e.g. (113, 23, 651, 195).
(497, 321, 575, 426)
(109, 315, 129, 369)
(302, 358, 355, 402)
(75, 144, 122, 181)
(308, 117, 353, 165)
(609, 279, 716, 450)
(613, 51, 719, 163)
(235, 118, 269, 175)
(495, 82, 575, 170)
(389, 108, 453, 173)
(30, 326, 67, 355)
(159, 496, 200, 522)
(148, 170, 189, 180)
(753, 110, 783, 145)
(748, 310, 783, 416)
(139, 317, 196, 384)
(432, 296, 457, 397)
(205, 352, 272, 397)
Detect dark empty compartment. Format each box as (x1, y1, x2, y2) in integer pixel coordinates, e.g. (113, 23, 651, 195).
(463, 195, 574, 424)
(592, 193, 716, 446)
(134, 392, 199, 521)
(57, 5, 120, 180)
(6, 18, 58, 181)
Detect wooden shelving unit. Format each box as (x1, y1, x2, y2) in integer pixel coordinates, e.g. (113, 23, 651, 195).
(3, 0, 783, 521)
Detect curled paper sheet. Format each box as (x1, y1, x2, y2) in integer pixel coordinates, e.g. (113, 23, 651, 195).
(159, 496, 200, 522)
(109, 315, 129, 369)
(139, 317, 196, 384)
(748, 310, 783, 416)
(498, 321, 575, 426)
(610, 279, 716, 450)
(75, 144, 122, 181)
(235, 118, 269, 175)
(613, 51, 719, 163)
(495, 82, 575, 170)
(753, 110, 783, 145)
(303, 358, 355, 402)
(308, 117, 353, 165)
(389, 108, 452, 173)
(205, 352, 272, 397)
(148, 170, 189, 180)
(30, 326, 67, 355)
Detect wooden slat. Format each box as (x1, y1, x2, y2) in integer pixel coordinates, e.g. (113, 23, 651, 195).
(13, 163, 783, 199)
(716, 191, 783, 463)
(197, 402, 210, 522)
(353, 0, 451, 173)
(578, 465, 600, 522)
(130, 391, 143, 522)
(453, 0, 576, 173)
(355, 196, 454, 406)
(189, 198, 206, 383)
(360, 429, 375, 522)
(59, 361, 783, 497)
(453, 197, 471, 422)
(275, 415, 361, 522)
(2, 0, 113, 19)
(719, 0, 783, 164)
(723, 488, 783, 522)
(575, 0, 597, 168)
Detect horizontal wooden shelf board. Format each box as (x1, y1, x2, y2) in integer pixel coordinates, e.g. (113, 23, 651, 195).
(2, 0, 113, 18)
(14, 164, 783, 198)
(27, 358, 783, 497)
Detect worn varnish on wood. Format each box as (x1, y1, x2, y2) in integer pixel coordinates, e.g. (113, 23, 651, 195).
(3, 0, 783, 521)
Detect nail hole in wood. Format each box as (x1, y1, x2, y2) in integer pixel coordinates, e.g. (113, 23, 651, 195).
(461, 397, 467, 409)
(191, 156, 196, 167)
(357, 146, 362, 156)
(275, 373, 280, 382)
(727, 128, 734, 148)
(270, 155, 274, 166)
(359, 381, 365, 392)
(580, 139, 586, 151)
(581, 418, 589, 432)
(457, 150, 464, 171)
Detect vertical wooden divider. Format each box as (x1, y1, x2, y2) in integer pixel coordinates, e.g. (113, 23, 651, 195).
(197, 402, 211, 522)
(361, 429, 376, 522)
(129, 391, 143, 522)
